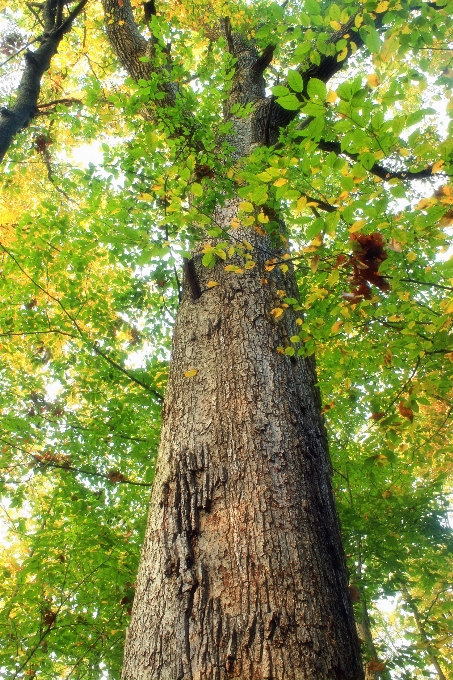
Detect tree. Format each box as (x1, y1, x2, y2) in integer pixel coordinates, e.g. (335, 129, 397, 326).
(0, 0, 452, 678)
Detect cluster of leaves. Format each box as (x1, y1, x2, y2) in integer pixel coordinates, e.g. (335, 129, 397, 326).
(1, 0, 453, 677)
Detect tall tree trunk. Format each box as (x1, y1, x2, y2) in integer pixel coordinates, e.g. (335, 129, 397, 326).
(121, 204, 363, 678)
(103, 4, 363, 677)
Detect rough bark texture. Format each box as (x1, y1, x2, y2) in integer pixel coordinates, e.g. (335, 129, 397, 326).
(121, 204, 363, 679)
(99, 5, 364, 678)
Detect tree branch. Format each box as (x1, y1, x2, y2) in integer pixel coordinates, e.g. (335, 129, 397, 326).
(0, 0, 89, 163)
(93, 342, 164, 402)
(318, 140, 436, 181)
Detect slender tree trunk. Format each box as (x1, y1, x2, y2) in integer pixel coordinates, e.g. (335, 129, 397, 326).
(121, 200, 363, 678)
(401, 585, 447, 680)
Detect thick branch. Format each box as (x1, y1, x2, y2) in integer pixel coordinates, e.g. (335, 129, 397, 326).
(101, 0, 177, 110)
(0, 0, 89, 163)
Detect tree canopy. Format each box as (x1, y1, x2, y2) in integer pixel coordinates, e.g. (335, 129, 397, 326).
(0, 0, 452, 677)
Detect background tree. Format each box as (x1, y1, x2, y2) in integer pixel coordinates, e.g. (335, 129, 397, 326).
(0, 0, 452, 677)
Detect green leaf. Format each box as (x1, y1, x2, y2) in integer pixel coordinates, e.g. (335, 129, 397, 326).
(305, 0, 321, 15)
(191, 182, 203, 197)
(271, 85, 290, 97)
(287, 70, 304, 93)
(307, 78, 326, 101)
(276, 94, 301, 110)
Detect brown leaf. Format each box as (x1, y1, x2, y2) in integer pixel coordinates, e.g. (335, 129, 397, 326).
(108, 470, 126, 483)
(398, 402, 414, 421)
(349, 584, 361, 602)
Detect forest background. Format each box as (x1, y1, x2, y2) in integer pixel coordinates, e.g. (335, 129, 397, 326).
(0, 0, 452, 677)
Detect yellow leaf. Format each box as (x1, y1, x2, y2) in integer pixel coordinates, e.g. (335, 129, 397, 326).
(376, 0, 389, 11)
(244, 261, 256, 269)
(296, 318, 303, 326)
(270, 307, 284, 319)
(224, 265, 243, 273)
(446, 352, 453, 363)
(310, 255, 319, 273)
(280, 264, 289, 273)
(330, 20, 342, 29)
(442, 298, 453, 314)
(432, 160, 445, 174)
(273, 178, 288, 187)
(206, 281, 218, 288)
(367, 74, 380, 88)
(139, 193, 154, 201)
(331, 320, 343, 333)
(399, 147, 410, 157)
(277, 289, 286, 298)
(407, 252, 417, 262)
(184, 369, 198, 378)
(354, 14, 363, 27)
(349, 219, 366, 233)
(337, 47, 348, 62)
(242, 240, 254, 251)
(326, 90, 338, 103)
(239, 201, 254, 212)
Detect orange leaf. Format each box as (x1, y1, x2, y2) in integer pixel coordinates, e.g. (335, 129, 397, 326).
(398, 402, 414, 421)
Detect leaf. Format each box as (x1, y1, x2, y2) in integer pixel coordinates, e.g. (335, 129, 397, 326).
(375, 0, 389, 11)
(361, 26, 381, 54)
(270, 307, 284, 319)
(307, 78, 326, 101)
(276, 94, 301, 111)
(380, 34, 400, 63)
(398, 402, 414, 421)
(206, 281, 218, 288)
(349, 219, 367, 233)
(274, 178, 288, 187)
(367, 74, 379, 88)
(305, 0, 321, 15)
(270, 85, 290, 97)
(239, 201, 254, 212)
(184, 369, 199, 378)
(191, 182, 203, 196)
(432, 160, 445, 173)
(326, 90, 338, 103)
(287, 70, 304, 93)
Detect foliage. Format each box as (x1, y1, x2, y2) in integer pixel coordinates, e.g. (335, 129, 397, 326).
(0, 0, 453, 677)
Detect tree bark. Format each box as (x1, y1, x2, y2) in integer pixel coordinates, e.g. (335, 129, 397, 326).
(100, 6, 363, 678)
(121, 204, 363, 678)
